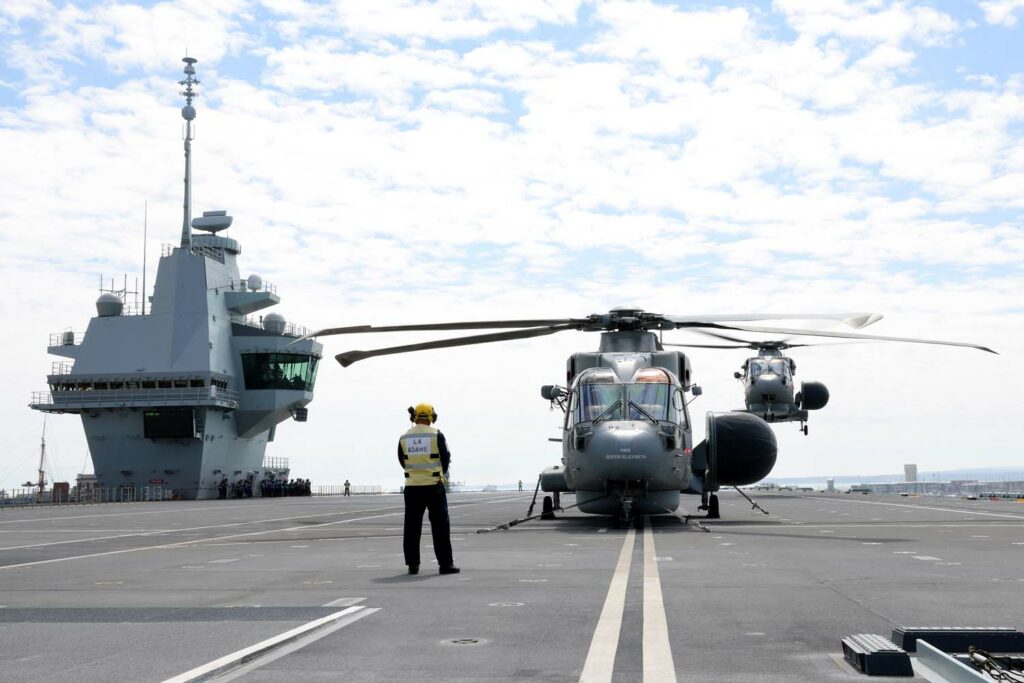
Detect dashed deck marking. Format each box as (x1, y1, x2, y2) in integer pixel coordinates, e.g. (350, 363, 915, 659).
(579, 528, 636, 683)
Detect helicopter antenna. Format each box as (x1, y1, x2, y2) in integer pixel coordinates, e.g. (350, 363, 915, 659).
(179, 55, 199, 250)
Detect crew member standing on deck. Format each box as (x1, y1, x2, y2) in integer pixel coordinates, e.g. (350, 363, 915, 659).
(399, 403, 459, 576)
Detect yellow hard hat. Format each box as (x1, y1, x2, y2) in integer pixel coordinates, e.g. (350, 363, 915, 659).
(408, 403, 437, 423)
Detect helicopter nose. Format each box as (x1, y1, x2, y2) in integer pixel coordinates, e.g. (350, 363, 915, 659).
(586, 423, 665, 479)
(754, 375, 792, 401)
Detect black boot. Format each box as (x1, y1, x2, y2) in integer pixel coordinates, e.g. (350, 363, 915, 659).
(439, 565, 460, 575)
(408, 565, 419, 575)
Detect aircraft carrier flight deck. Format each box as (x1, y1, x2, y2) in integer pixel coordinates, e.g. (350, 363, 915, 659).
(2, 490, 1023, 681)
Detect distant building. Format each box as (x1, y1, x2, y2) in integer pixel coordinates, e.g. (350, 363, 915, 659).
(826, 478, 835, 492)
(904, 464, 918, 483)
(74, 473, 97, 500)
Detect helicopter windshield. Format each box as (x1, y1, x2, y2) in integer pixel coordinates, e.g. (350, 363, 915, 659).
(577, 383, 622, 422)
(627, 382, 670, 421)
(749, 359, 790, 377)
(572, 367, 679, 424)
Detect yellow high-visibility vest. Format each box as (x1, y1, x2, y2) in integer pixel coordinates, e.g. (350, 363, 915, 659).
(400, 424, 443, 486)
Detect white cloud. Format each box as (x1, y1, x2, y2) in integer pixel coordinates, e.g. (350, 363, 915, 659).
(422, 88, 505, 114)
(979, 0, 1024, 26)
(264, 42, 474, 98)
(774, 0, 959, 46)
(260, 0, 583, 41)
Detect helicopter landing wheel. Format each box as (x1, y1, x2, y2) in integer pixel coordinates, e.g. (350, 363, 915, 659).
(618, 498, 634, 525)
(802, 424, 809, 436)
(541, 495, 555, 520)
(706, 493, 720, 519)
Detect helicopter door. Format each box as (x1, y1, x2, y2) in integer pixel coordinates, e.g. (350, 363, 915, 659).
(672, 388, 687, 428)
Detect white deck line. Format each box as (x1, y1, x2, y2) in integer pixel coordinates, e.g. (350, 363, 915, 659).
(161, 605, 376, 682)
(0, 496, 521, 571)
(579, 527, 637, 683)
(801, 495, 1024, 520)
(322, 597, 366, 607)
(643, 520, 676, 682)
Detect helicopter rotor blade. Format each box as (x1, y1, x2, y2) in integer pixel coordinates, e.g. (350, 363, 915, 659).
(663, 340, 865, 351)
(708, 324, 998, 354)
(335, 324, 576, 367)
(666, 313, 883, 329)
(661, 343, 753, 350)
(684, 329, 758, 345)
(292, 319, 580, 345)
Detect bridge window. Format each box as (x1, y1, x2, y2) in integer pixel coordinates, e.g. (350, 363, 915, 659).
(242, 353, 320, 391)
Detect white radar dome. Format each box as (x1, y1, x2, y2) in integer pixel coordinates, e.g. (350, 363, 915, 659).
(264, 312, 286, 334)
(247, 274, 263, 292)
(96, 293, 123, 317)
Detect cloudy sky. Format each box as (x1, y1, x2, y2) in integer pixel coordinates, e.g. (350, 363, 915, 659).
(1, 0, 1021, 494)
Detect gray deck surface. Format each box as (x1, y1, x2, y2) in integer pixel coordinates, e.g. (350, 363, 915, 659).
(1, 490, 1022, 681)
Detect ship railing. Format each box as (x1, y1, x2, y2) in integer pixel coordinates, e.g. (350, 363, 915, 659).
(48, 331, 84, 347)
(226, 278, 278, 295)
(312, 485, 384, 497)
(238, 316, 313, 339)
(118, 302, 145, 316)
(50, 361, 74, 375)
(30, 387, 241, 409)
(194, 243, 225, 263)
(0, 486, 174, 509)
(263, 457, 290, 470)
(162, 242, 226, 264)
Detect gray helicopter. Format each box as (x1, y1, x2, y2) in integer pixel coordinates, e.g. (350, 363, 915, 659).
(302, 307, 993, 520)
(664, 334, 836, 436)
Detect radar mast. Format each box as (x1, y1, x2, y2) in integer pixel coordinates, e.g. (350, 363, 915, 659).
(179, 56, 199, 250)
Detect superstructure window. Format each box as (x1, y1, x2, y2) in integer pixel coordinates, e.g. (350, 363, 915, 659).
(241, 353, 320, 391)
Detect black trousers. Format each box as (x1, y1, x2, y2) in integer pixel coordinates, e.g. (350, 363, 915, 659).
(403, 483, 453, 567)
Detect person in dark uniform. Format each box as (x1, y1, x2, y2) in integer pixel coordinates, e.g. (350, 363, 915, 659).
(399, 403, 459, 576)
(217, 477, 228, 499)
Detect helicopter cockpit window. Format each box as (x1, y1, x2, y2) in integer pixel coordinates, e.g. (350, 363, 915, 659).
(626, 382, 670, 421)
(577, 384, 622, 423)
(767, 358, 790, 376)
(748, 360, 769, 376)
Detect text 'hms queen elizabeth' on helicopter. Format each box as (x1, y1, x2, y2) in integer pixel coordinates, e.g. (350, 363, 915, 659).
(297, 307, 994, 520)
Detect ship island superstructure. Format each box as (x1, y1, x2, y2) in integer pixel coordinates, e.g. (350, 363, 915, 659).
(29, 57, 322, 500)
